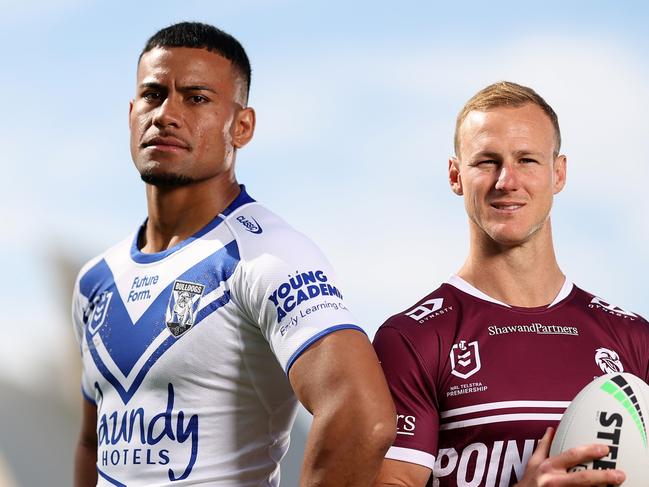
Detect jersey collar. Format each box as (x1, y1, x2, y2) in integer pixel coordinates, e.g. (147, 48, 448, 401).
(130, 184, 255, 264)
(446, 274, 574, 309)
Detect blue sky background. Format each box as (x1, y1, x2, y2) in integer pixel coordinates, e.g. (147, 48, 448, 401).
(1, 0, 648, 391)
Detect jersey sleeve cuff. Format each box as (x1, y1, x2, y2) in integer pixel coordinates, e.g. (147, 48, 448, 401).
(285, 324, 366, 373)
(385, 446, 436, 469)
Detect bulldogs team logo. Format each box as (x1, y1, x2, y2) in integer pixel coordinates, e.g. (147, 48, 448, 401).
(595, 347, 624, 374)
(88, 291, 113, 334)
(165, 280, 205, 337)
(450, 340, 482, 379)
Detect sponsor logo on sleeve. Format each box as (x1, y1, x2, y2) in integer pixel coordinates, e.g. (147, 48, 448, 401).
(236, 215, 262, 234)
(450, 340, 481, 379)
(595, 347, 624, 374)
(405, 298, 453, 323)
(589, 297, 637, 320)
(396, 414, 416, 436)
(165, 280, 205, 338)
(268, 270, 344, 324)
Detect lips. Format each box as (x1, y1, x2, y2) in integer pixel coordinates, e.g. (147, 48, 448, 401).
(142, 135, 190, 150)
(490, 201, 525, 211)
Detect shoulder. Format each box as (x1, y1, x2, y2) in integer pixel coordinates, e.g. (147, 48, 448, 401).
(572, 285, 649, 326)
(373, 283, 463, 363)
(378, 282, 462, 334)
(74, 234, 133, 299)
(224, 200, 330, 266)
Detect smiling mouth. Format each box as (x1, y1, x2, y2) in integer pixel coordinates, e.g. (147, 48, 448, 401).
(490, 203, 525, 211)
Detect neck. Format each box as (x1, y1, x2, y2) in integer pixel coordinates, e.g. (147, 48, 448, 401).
(140, 173, 240, 253)
(457, 221, 565, 307)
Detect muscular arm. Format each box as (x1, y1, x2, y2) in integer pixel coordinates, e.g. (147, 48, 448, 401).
(289, 329, 397, 486)
(373, 459, 431, 487)
(74, 398, 98, 487)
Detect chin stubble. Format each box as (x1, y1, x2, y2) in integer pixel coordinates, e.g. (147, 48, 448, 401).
(140, 171, 196, 188)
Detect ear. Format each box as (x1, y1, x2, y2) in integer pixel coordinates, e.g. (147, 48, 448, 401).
(232, 107, 256, 149)
(553, 154, 567, 194)
(449, 157, 463, 195)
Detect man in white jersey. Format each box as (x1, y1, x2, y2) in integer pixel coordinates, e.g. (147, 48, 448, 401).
(72, 22, 395, 486)
(372, 82, 647, 486)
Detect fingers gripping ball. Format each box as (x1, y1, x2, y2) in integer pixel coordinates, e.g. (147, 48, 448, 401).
(550, 373, 649, 486)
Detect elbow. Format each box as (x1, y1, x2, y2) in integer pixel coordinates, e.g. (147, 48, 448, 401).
(370, 413, 397, 456)
(356, 396, 397, 457)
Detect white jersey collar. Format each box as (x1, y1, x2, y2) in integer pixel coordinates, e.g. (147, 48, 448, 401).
(446, 274, 574, 309)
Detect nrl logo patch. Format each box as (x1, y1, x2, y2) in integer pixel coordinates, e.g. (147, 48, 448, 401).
(165, 280, 205, 338)
(88, 291, 113, 334)
(450, 340, 482, 379)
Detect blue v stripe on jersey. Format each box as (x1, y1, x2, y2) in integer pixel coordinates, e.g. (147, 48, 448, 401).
(85, 240, 241, 405)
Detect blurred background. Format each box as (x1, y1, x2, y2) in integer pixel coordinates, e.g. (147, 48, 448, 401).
(1, 0, 647, 485)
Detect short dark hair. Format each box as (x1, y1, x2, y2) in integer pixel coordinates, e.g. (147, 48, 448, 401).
(140, 22, 251, 103)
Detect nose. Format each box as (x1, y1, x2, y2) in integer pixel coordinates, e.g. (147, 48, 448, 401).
(494, 162, 520, 191)
(152, 95, 182, 128)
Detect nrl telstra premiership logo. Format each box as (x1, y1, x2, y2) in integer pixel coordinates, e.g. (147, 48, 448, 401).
(450, 340, 482, 379)
(88, 291, 114, 334)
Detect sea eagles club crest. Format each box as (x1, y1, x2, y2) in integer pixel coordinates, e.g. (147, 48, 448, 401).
(165, 280, 205, 337)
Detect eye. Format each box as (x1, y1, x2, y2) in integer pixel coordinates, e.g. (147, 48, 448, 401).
(478, 159, 498, 165)
(188, 95, 209, 104)
(521, 158, 538, 164)
(142, 91, 162, 102)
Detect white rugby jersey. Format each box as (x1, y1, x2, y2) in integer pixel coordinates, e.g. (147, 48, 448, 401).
(72, 186, 362, 486)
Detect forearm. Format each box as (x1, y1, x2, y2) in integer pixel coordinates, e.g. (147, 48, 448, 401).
(300, 401, 395, 486)
(74, 439, 97, 487)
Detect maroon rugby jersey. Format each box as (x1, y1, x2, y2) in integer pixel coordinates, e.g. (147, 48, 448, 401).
(373, 275, 649, 487)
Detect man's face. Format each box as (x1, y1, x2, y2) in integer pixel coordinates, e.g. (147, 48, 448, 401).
(129, 47, 254, 187)
(449, 103, 566, 247)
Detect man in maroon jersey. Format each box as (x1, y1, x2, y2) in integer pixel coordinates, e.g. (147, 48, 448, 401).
(373, 81, 649, 487)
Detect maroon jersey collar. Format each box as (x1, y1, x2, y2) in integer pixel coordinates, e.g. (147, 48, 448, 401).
(446, 274, 574, 309)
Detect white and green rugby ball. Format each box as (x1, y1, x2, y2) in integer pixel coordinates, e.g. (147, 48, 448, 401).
(550, 373, 649, 486)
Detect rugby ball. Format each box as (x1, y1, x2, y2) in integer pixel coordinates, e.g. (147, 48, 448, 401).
(550, 373, 649, 485)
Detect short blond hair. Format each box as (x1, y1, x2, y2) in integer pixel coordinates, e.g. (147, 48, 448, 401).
(454, 81, 561, 157)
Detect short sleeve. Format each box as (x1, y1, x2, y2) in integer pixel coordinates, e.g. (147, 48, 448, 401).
(230, 217, 364, 373)
(373, 325, 439, 469)
(71, 274, 97, 404)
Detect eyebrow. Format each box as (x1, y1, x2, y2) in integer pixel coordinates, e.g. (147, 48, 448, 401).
(471, 149, 544, 160)
(138, 82, 218, 95)
(472, 151, 501, 160)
